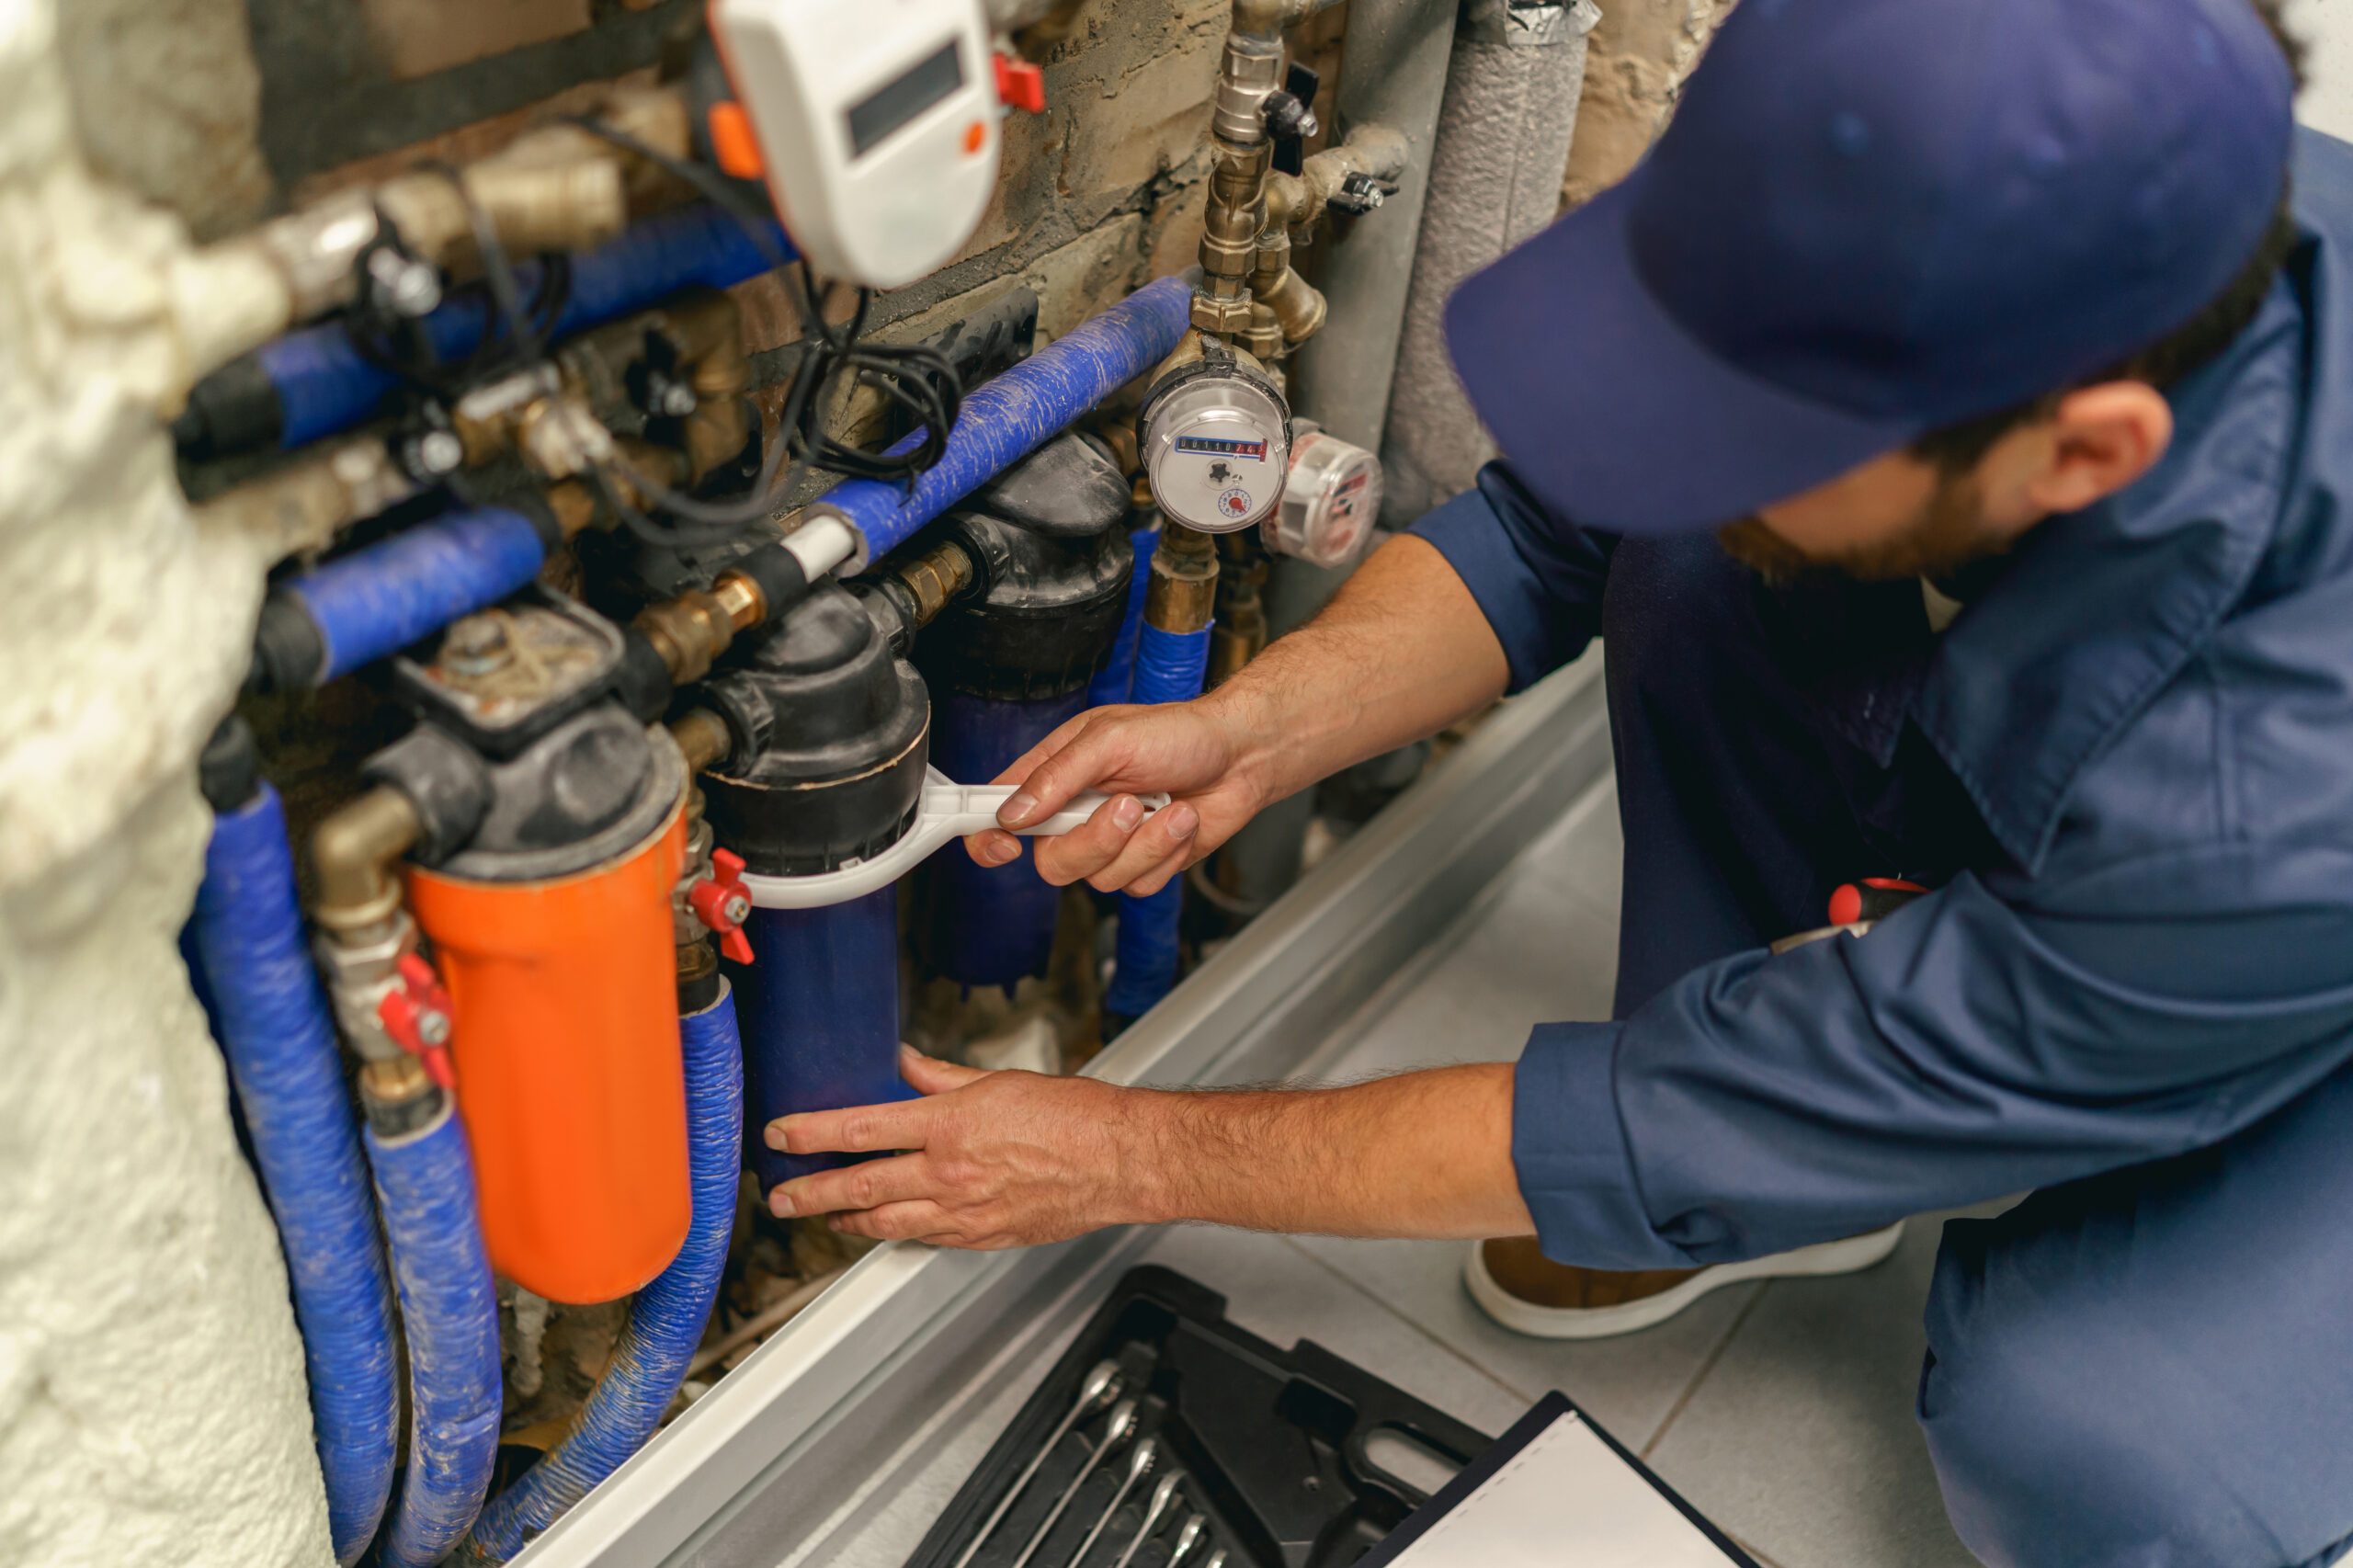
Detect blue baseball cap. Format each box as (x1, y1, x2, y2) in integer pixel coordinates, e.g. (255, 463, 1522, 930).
(1443, 0, 2296, 535)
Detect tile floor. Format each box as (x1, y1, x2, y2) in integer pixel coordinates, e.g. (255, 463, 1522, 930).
(1126, 775, 1985, 1568)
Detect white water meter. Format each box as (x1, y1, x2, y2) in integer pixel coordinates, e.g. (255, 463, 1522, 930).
(1139, 343, 1292, 533)
(708, 0, 1001, 289)
(1265, 429, 1382, 569)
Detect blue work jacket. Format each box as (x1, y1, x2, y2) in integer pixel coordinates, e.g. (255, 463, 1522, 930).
(1410, 129, 2353, 1270)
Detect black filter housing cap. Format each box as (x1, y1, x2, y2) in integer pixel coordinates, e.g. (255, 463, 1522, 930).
(963, 431, 1130, 539)
(702, 585, 931, 877)
(915, 432, 1136, 700)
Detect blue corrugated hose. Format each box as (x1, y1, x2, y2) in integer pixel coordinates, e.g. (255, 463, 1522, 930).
(256, 206, 793, 449)
(817, 277, 1193, 563)
(733, 891, 914, 1191)
(369, 1101, 503, 1568)
(190, 785, 398, 1566)
(1085, 526, 1160, 708)
(460, 984, 744, 1563)
(1103, 622, 1213, 1018)
(278, 506, 549, 685)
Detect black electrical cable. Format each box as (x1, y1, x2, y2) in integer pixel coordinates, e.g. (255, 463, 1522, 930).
(556, 117, 967, 528)
(346, 188, 576, 402)
(341, 119, 966, 551)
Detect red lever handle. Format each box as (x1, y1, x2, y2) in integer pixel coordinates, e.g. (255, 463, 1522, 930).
(690, 847, 756, 965)
(378, 952, 457, 1089)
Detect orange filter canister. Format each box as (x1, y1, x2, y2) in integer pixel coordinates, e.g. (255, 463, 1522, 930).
(405, 801, 689, 1304)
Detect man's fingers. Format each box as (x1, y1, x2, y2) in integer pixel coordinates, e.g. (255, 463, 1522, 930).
(987, 710, 1105, 792)
(901, 1045, 987, 1096)
(1000, 724, 1128, 829)
(768, 1153, 933, 1219)
(767, 1097, 930, 1155)
(1084, 801, 1199, 892)
(963, 828, 1024, 867)
(828, 1199, 960, 1244)
(1030, 793, 1152, 886)
(1120, 842, 1199, 900)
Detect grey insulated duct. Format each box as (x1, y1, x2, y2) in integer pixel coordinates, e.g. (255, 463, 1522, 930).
(1380, 0, 1601, 523)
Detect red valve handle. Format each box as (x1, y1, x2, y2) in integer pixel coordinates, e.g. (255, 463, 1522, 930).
(690, 847, 756, 965)
(377, 951, 457, 1089)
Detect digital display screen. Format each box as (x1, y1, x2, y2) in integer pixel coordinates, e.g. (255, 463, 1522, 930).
(846, 40, 965, 159)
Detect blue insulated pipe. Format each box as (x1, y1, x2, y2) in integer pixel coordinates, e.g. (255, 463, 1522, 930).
(461, 984, 745, 1563)
(731, 890, 913, 1191)
(813, 277, 1192, 565)
(190, 785, 398, 1566)
(368, 1101, 504, 1568)
(1102, 622, 1213, 1019)
(931, 688, 1089, 987)
(253, 206, 793, 450)
(273, 506, 552, 686)
(1084, 525, 1160, 708)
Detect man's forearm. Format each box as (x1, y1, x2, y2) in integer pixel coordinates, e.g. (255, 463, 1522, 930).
(1132, 1064, 1537, 1240)
(1203, 534, 1511, 807)
(767, 1051, 1537, 1249)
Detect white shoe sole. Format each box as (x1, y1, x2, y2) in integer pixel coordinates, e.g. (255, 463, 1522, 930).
(1463, 1221, 1908, 1341)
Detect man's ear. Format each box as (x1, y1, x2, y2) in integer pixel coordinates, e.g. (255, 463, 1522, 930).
(2026, 382, 2174, 515)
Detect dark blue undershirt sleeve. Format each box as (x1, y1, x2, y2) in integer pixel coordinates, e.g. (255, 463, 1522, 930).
(1512, 865, 2353, 1270)
(1408, 461, 1619, 694)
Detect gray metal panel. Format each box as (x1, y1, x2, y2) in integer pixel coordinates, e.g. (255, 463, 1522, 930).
(511, 654, 1609, 1568)
(1289, 0, 1459, 455)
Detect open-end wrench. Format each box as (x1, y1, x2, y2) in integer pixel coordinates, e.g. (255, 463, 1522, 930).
(1060, 1437, 1160, 1568)
(953, 1361, 1123, 1568)
(1163, 1514, 1207, 1568)
(1108, 1476, 1184, 1568)
(1006, 1403, 1141, 1568)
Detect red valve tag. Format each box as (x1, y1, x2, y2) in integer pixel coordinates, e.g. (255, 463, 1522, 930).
(995, 53, 1046, 113)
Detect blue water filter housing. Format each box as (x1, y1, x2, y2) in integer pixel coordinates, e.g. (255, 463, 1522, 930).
(929, 688, 1090, 986)
(914, 433, 1140, 990)
(731, 894, 910, 1187)
(700, 586, 932, 1191)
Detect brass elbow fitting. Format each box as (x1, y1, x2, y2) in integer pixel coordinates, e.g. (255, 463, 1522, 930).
(312, 786, 424, 929)
(1256, 267, 1327, 347)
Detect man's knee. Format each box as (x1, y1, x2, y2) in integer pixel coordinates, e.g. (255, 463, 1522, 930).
(1919, 1234, 2301, 1568)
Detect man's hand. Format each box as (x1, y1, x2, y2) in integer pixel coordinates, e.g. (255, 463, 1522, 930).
(959, 535, 1512, 896)
(765, 1048, 1167, 1248)
(962, 698, 1272, 895)
(764, 1048, 1536, 1248)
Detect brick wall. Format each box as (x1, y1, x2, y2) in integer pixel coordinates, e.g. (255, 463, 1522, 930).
(63, 0, 1273, 360)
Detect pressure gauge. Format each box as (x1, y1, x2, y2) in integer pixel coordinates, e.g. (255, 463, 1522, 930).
(1139, 345, 1291, 534)
(1265, 430, 1382, 569)
(708, 0, 1000, 289)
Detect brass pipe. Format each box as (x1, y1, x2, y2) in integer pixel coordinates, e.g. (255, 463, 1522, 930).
(1147, 523, 1221, 635)
(196, 439, 420, 565)
(1207, 532, 1269, 687)
(634, 561, 770, 689)
(892, 540, 980, 630)
(670, 710, 734, 778)
(312, 786, 424, 928)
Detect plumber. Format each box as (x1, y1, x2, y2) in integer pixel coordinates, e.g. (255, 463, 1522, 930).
(763, 1, 2353, 1561)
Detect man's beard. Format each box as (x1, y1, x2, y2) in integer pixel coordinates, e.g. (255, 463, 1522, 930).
(1716, 474, 2004, 587)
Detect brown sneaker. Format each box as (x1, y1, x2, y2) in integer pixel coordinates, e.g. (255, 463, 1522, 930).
(1463, 1223, 1906, 1340)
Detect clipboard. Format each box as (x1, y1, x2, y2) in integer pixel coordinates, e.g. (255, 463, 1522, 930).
(1352, 1392, 1760, 1567)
